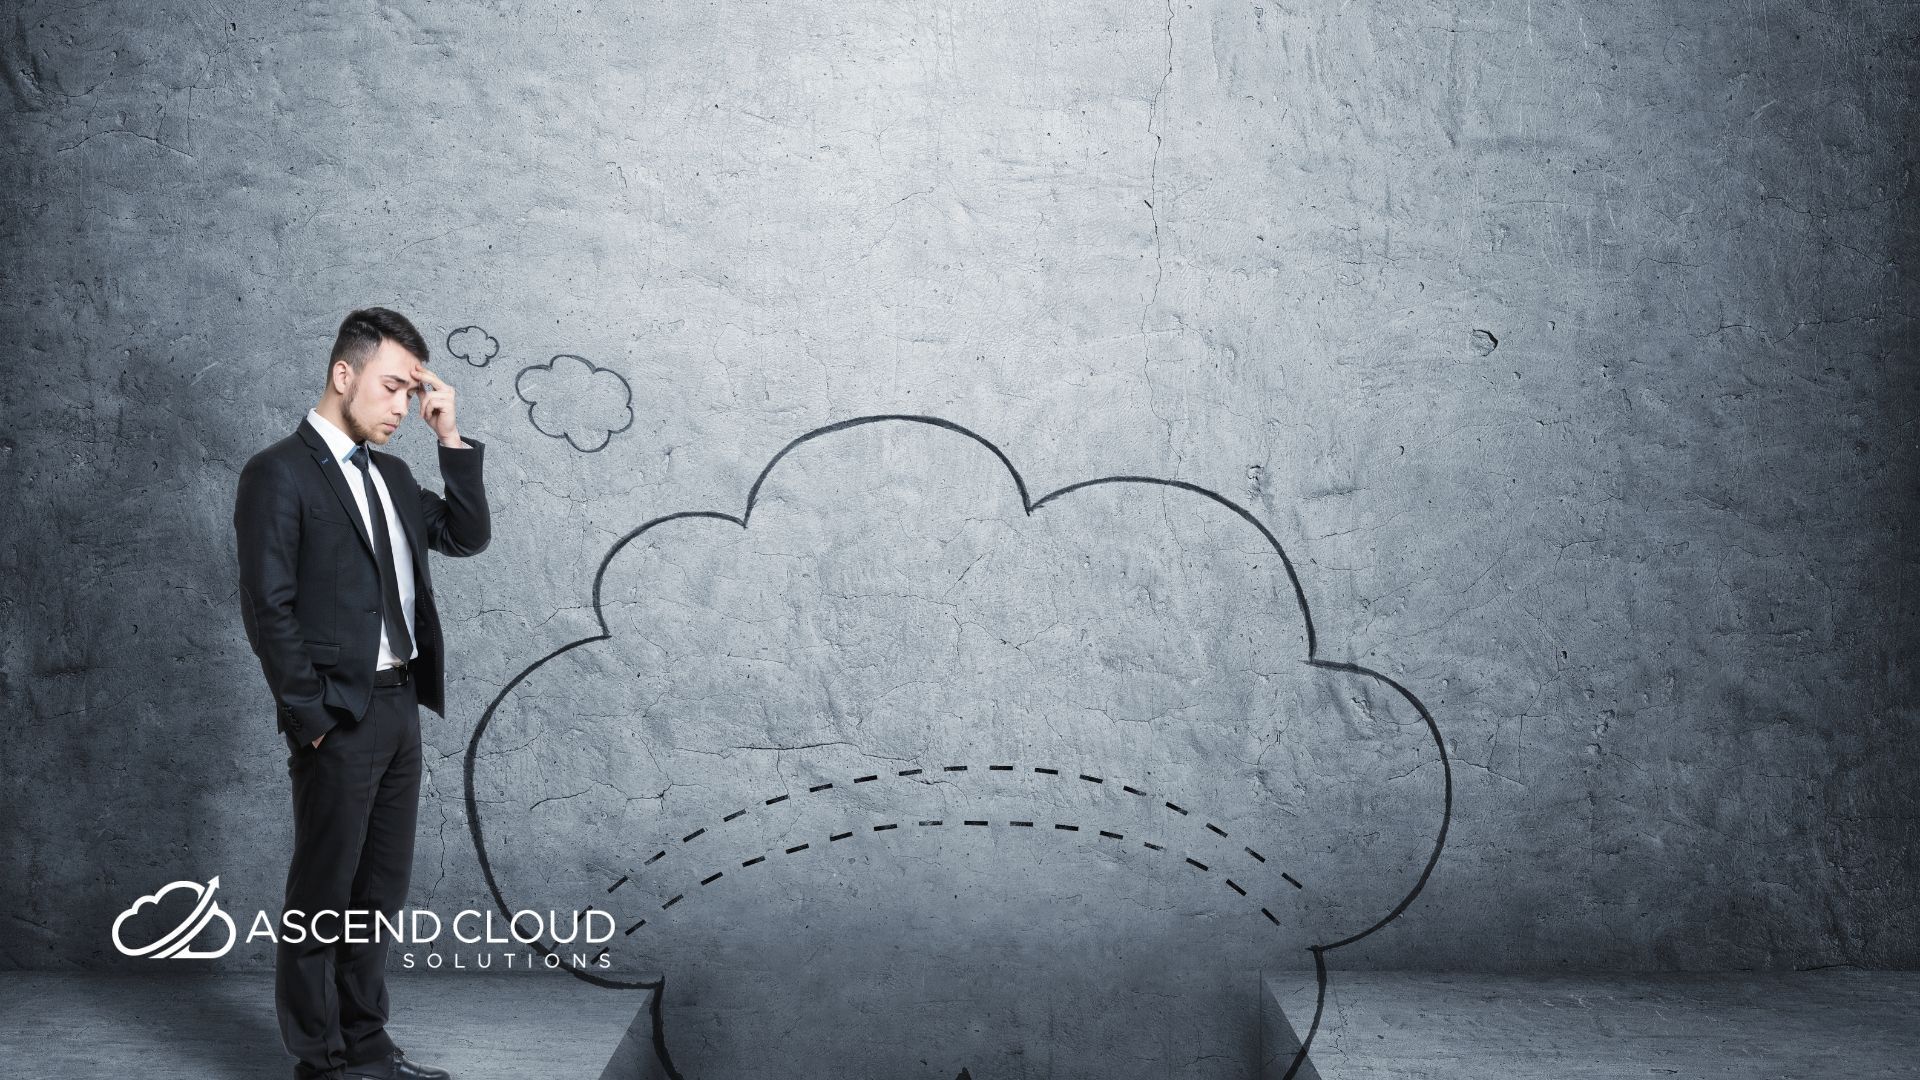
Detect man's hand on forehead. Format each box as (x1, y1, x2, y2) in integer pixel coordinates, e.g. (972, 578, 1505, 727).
(410, 361, 460, 443)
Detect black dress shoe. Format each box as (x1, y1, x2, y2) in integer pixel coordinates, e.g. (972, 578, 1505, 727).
(343, 1049, 452, 1080)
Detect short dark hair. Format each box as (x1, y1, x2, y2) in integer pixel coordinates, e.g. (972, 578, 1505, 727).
(327, 307, 429, 384)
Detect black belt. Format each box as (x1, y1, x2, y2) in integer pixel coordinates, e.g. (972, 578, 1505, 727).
(372, 660, 411, 687)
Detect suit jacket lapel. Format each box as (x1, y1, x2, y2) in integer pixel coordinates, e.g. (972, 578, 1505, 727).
(298, 417, 375, 557)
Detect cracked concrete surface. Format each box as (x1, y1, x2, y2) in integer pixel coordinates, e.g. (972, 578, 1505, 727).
(0, 0, 1915, 1069)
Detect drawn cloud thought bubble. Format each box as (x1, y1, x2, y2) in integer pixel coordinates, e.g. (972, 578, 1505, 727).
(466, 416, 1450, 1079)
(514, 353, 635, 453)
(445, 325, 499, 368)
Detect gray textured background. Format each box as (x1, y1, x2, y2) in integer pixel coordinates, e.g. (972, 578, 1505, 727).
(2, 0, 1914, 1015)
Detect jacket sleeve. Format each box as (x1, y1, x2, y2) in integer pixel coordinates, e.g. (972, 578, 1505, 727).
(420, 437, 491, 557)
(233, 453, 337, 742)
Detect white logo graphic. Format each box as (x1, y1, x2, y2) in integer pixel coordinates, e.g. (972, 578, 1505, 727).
(112, 876, 237, 959)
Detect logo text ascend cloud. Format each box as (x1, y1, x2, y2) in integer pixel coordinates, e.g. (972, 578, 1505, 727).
(111, 877, 615, 965)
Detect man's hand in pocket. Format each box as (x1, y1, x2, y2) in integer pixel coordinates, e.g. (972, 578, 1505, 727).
(310, 732, 326, 749)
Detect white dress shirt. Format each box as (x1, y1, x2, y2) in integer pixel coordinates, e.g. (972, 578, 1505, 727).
(306, 408, 418, 668)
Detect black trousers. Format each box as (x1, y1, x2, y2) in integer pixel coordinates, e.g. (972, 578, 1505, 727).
(278, 674, 422, 1079)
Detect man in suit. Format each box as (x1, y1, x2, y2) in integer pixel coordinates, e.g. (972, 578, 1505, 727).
(235, 307, 491, 1080)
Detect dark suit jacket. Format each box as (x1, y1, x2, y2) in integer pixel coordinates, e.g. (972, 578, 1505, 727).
(234, 416, 490, 744)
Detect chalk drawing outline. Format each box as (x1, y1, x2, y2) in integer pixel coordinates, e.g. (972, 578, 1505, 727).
(514, 353, 636, 453)
(463, 413, 1454, 1080)
(445, 325, 500, 368)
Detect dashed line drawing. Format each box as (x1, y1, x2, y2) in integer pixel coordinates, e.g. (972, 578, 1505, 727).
(597, 816, 1292, 943)
(463, 414, 1453, 1080)
(592, 760, 1278, 886)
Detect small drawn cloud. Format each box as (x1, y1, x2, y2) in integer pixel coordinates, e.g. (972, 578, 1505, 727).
(514, 354, 635, 453)
(446, 325, 500, 367)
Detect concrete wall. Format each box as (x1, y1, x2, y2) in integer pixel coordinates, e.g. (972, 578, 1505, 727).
(3, 0, 1914, 1005)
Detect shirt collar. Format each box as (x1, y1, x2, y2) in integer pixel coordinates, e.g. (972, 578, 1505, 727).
(306, 408, 366, 466)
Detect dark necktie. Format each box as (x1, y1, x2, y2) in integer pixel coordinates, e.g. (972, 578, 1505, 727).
(348, 444, 413, 664)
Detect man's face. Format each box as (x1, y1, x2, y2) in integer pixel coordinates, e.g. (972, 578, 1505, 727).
(334, 339, 420, 447)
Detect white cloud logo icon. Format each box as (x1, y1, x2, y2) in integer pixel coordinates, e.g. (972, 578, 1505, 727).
(111, 876, 237, 959)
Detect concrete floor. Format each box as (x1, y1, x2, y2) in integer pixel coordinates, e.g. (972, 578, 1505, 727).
(0, 970, 1913, 1079)
(0, 970, 658, 1079)
(1290, 971, 1920, 1080)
